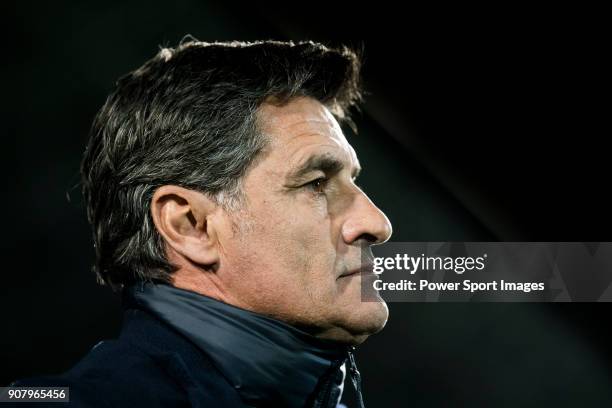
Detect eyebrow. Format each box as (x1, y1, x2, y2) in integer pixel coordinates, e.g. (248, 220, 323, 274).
(286, 152, 362, 183)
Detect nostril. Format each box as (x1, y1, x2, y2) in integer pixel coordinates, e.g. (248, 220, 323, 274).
(358, 233, 378, 244)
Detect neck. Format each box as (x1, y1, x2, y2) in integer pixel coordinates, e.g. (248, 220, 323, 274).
(123, 281, 355, 407)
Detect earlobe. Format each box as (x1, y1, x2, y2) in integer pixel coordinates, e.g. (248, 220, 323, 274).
(150, 185, 220, 267)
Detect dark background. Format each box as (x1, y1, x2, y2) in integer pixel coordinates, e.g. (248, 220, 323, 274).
(3, 2, 610, 406)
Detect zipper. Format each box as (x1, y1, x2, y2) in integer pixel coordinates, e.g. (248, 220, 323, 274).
(314, 347, 365, 408)
(314, 355, 346, 408)
(347, 346, 365, 408)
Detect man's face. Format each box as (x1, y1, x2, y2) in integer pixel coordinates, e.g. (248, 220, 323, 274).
(217, 96, 392, 344)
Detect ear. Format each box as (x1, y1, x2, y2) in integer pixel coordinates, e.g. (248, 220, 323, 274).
(150, 185, 220, 266)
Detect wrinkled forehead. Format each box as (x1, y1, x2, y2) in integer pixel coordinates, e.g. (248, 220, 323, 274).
(257, 97, 357, 164)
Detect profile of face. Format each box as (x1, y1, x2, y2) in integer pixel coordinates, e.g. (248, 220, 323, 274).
(152, 96, 393, 345)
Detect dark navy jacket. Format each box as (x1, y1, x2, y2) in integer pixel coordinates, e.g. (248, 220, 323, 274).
(14, 308, 247, 407)
(12, 283, 360, 408)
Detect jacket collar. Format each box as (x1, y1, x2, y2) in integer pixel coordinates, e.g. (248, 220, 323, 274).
(123, 282, 353, 407)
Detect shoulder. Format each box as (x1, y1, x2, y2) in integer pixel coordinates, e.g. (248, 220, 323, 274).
(13, 340, 189, 407)
(12, 309, 241, 407)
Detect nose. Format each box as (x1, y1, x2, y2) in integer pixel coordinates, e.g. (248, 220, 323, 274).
(341, 189, 393, 246)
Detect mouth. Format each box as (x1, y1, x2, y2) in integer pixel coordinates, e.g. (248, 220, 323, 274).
(338, 263, 374, 279)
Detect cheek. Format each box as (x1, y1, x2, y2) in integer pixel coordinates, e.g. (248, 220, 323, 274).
(256, 199, 339, 284)
(259, 194, 333, 247)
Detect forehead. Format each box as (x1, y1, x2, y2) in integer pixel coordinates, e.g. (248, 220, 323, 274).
(257, 97, 358, 167)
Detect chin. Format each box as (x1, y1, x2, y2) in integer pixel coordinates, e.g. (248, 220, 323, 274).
(357, 300, 389, 333)
(310, 301, 388, 345)
(332, 300, 389, 345)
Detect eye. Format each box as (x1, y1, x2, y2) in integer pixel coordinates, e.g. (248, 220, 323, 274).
(304, 177, 328, 194)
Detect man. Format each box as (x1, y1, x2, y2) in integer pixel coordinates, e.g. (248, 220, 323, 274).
(14, 40, 392, 407)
